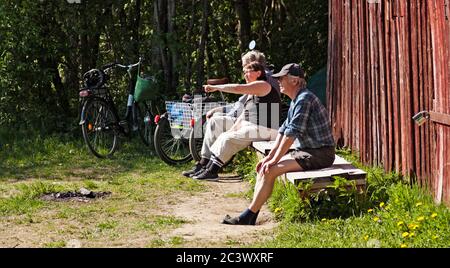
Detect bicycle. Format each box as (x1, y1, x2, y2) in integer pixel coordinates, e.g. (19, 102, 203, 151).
(153, 78, 229, 165)
(78, 57, 156, 158)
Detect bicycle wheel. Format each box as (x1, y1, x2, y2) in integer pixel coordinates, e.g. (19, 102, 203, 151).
(189, 115, 207, 162)
(154, 116, 192, 165)
(81, 98, 119, 158)
(134, 102, 154, 148)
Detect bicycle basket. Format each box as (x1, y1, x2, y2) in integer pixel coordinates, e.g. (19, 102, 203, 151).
(165, 99, 229, 130)
(191, 99, 228, 118)
(165, 101, 193, 130)
(134, 74, 155, 102)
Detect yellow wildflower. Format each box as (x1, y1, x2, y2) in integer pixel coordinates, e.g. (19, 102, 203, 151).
(408, 232, 415, 238)
(364, 235, 369, 241)
(367, 209, 373, 213)
(408, 223, 419, 230)
(417, 216, 425, 222)
(400, 243, 407, 248)
(380, 202, 385, 208)
(397, 221, 404, 227)
(432, 235, 439, 240)
(373, 217, 380, 222)
(402, 232, 409, 238)
(415, 202, 423, 207)
(321, 218, 327, 222)
(431, 213, 438, 219)
(274, 207, 283, 213)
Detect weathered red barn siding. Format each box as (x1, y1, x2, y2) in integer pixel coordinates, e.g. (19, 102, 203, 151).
(327, 0, 450, 204)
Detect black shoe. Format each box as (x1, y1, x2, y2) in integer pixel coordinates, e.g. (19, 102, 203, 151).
(192, 169, 219, 181)
(250, 210, 260, 225)
(189, 167, 206, 178)
(222, 215, 255, 225)
(182, 163, 203, 177)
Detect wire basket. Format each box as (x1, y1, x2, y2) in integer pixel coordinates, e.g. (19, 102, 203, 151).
(165, 100, 228, 129)
(165, 101, 192, 129)
(191, 100, 228, 119)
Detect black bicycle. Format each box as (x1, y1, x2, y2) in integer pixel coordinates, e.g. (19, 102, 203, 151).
(78, 57, 156, 158)
(153, 78, 229, 165)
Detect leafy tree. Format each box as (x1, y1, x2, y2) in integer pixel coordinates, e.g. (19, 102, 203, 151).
(0, 0, 328, 137)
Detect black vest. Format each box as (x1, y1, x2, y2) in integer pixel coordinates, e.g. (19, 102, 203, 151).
(243, 83, 281, 129)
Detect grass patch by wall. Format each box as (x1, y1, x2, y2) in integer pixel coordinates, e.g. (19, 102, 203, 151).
(236, 148, 450, 248)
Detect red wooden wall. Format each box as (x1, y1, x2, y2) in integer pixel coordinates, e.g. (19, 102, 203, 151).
(327, 0, 450, 204)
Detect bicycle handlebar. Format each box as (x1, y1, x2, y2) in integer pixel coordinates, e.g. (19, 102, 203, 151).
(101, 57, 143, 71)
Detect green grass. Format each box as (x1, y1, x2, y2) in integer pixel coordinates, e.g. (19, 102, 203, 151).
(262, 183, 450, 247)
(242, 148, 450, 248)
(0, 134, 204, 247)
(1, 134, 449, 248)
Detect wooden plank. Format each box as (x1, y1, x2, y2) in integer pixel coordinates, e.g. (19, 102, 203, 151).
(385, 1, 394, 172)
(423, 2, 433, 189)
(351, 0, 360, 150)
(429, 112, 450, 126)
(343, 0, 352, 148)
(445, 0, 450, 205)
(359, 0, 366, 161)
(378, 1, 388, 174)
(286, 166, 366, 181)
(410, 0, 421, 182)
(417, 0, 426, 186)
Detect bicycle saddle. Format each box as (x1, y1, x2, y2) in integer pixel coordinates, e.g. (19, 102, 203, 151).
(206, 77, 229, 85)
(182, 93, 193, 103)
(181, 93, 219, 103)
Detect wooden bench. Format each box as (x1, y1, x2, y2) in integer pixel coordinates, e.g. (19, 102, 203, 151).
(251, 141, 367, 192)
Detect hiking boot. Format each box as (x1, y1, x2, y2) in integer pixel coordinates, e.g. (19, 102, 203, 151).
(192, 169, 219, 181)
(182, 163, 203, 178)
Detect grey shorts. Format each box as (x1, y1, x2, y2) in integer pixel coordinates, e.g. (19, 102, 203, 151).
(290, 146, 335, 171)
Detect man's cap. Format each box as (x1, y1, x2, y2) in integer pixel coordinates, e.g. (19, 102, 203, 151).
(271, 63, 305, 78)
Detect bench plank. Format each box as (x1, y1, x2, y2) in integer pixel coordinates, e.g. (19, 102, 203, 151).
(251, 141, 367, 189)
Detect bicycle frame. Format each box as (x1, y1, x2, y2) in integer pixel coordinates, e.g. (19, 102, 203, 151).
(79, 58, 145, 137)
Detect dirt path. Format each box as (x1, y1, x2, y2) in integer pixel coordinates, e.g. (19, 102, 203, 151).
(163, 176, 278, 247)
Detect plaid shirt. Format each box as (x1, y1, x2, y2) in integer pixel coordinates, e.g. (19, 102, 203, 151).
(278, 88, 335, 149)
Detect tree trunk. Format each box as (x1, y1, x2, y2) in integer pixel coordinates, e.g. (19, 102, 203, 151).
(132, 0, 141, 58)
(211, 14, 230, 78)
(154, 0, 176, 96)
(235, 0, 251, 53)
(168, 0, 178, 92)
(195, 0, 209, 92)
(184, 0, 197, 92)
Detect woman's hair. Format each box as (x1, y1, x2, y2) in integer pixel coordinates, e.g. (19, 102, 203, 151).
(244, 61, 266, 80)
(241, 50, 267, 67)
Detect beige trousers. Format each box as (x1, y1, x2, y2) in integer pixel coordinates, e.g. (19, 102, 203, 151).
(201, 114, 278, 163)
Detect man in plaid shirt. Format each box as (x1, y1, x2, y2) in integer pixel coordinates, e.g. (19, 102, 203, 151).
(223, 63, 335, 225)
